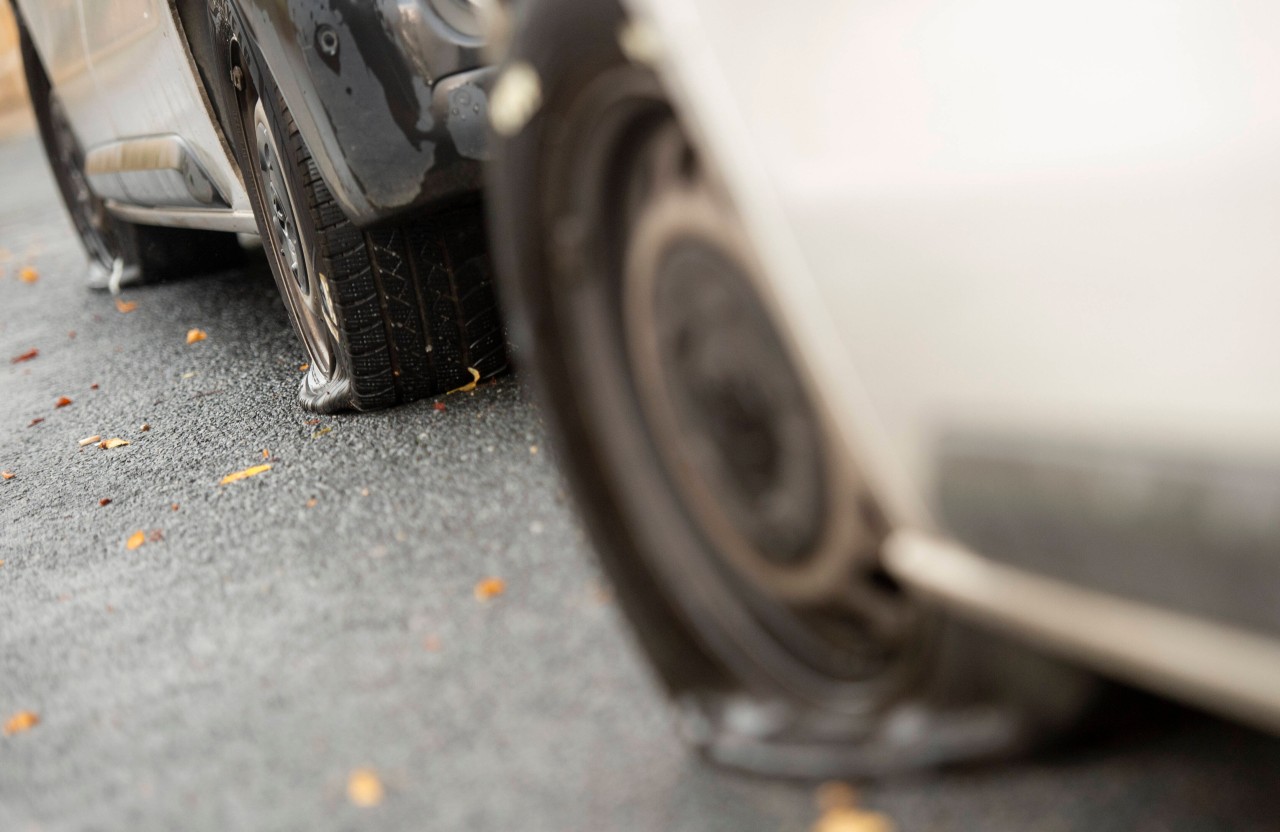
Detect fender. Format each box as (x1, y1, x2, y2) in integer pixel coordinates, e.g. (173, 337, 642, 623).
(212, 0, 493, 227)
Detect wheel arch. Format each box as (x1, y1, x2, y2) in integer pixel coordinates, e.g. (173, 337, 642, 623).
(194, 0, 493, 228)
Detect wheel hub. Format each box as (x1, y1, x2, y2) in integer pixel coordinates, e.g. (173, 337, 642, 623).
(250, 97, 338, 375)
(254, 107, 304, 293)
(647, 236, 826, 565)
(606, 109, 920, 686)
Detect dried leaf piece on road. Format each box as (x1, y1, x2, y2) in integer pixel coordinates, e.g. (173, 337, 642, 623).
(27, 418, 44, 427)
(99, 438, 130, 450)
(220, 463, 272, 485)
(114, 299, 137, 313)
(347, 768, 384, 807)
(3, 711, 39, 736)
(78, 435, 101, 447)
(1, 471, 13, 480)
(447, 367, 481, 395)
(812, 784, 895, 832)
(186, 328, 207, 344)
(125, 530, 145, 551)
(474, 577, 506, 601)
(10, 348, 38, 364)
(18, 266, 38, 284)
(433, 402, 446, 412)
(54, 396, 72, 408)
(139, 423, 150, 432)
(99, 498, 111, 507)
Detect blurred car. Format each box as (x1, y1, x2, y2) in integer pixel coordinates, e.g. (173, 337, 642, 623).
(485, 0, 1280, 775)
(14, 0, 506, 412)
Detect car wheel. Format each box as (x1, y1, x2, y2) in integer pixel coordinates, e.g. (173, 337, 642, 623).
(485, 0, 1097, 777)
(18, 17, 244, 290)
(220, 18, 507, 413)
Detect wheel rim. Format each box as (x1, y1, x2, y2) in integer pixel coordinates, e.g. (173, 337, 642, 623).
(543, 70, 930, 710)
(250, 97, 340, 378)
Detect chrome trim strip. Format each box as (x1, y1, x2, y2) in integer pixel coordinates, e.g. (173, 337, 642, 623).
(85, 134, 227, 208)
(884, 529, 1280, 734)
(104, 200, 258, 234)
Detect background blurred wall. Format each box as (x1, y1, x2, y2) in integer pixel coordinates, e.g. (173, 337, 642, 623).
(0, 0, 32, 138)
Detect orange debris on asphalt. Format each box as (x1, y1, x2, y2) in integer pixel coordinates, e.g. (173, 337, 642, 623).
(474, 577, 506, 601)
(447, 366, 481, 394)
(346, 769, 384, 807)
(219, 463, 272, 485)
(3, 711, 39, 736)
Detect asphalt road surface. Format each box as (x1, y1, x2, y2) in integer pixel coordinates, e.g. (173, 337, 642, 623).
(2, 134, 1280, 832)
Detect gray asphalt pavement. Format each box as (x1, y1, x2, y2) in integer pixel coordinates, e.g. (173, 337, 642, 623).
(2, 134, 1280, 832)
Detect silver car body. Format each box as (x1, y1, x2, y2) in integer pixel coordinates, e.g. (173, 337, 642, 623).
(625, 0, 1280, 730)
(17, 0, 255, 231)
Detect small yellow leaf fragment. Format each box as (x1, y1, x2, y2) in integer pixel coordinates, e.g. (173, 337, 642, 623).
(447, 367, 481, 395)
(261, 449, 270, 459)
(1, 471, 13, 480)
(78, 435, 101, 447)
(347, 768, 384, 807)
(186, 328, 208, 344)
(474, 577, 505, 601)
(114, 299, 137, 313)
(812, 784, 895, 832)
(3, 710, 39, 736)
(299, 363, 310, 372)
(220, 463, 272, 485)
(18, 266, 38, 284)
(312, 426, 332, 438)
(125, 530, 146, 551)
(99, 438, 130, 450)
